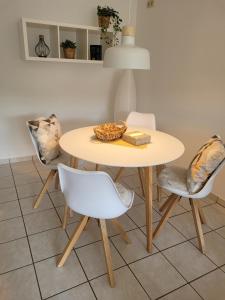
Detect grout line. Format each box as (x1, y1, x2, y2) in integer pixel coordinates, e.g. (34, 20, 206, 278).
(9, 160, 43, 300)
(2, 161, 225, 300)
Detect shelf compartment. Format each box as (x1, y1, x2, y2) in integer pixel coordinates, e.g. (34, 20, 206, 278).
(88, 29, 113, 61)
(25, 22, 59, 59)
(59, 27, 87, 60)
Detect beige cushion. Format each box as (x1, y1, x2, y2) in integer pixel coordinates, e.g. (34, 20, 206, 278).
(158, 166, 188, 195)
(187, 135, 225, 194)
(28, 114, 62, 164)
(115, 182, 134, 208)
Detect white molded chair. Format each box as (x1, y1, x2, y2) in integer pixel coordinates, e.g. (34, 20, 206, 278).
(26, 122, 68, 209)
(114, 111, 162, 200)
(57, 163, 134, 287)
(153, 159, 225, 253)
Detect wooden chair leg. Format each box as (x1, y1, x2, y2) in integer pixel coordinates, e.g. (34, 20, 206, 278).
(83, 217, 90, 231)
(54, 171, 59, 190)
(33, 169, 56, 209)
(190, 199, 206, 253)
(99, 219, 115, 288)
(62, 204, 69, 229)
(156, 165, 165, 202)
(111, 219, 131, 244)
(198, 205, 207, 224)
(138, 167, 145, 197)
(57, 216, 89, 267)
(114, 167, 124, 182)
(153, 194, 180, 238)
(159, 193, 175, 212)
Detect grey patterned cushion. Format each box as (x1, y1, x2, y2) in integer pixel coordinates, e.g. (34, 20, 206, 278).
(187, 135, 225, 194)
(28, 114, 62, 164)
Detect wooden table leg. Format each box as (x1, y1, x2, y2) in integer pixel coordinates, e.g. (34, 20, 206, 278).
(69, 156, 78, 217)
(144, 166, 153, 253)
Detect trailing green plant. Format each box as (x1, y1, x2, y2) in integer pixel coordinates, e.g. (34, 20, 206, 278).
(60, 40, 77, 49)
(97, 5, 122, 46)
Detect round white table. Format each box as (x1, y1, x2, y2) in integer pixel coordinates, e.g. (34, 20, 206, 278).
(60, 126, 185, 252)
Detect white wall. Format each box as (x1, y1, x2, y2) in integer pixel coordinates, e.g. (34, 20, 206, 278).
(135, 0, 225, 199)
(0, 0, 134, 160)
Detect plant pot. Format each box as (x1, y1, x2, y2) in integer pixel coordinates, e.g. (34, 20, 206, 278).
(63, 48, 76, 59)
(98, 16, 110, 29)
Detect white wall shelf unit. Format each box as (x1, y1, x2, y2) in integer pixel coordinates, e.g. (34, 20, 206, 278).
(22, 18, 113, 64)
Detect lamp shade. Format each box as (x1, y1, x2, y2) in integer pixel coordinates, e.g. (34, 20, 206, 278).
(103, 26, 150, 70)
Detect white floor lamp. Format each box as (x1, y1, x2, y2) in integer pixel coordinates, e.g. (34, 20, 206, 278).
(103, 24, 150, 121)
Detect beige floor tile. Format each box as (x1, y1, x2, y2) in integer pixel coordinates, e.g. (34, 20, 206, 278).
(141, 222, 186, 250)
(48, 283, 95, 300)
(0, 175, 14, 189)
(91, 266, 149, 300)
(35, 252, 86, 299)
(0, 265, 41, 300)
(19, 194, 53, 215)
(191, 269, 225, 300)
(122, 174, 141, 189)
(14, 172, 41, 185)
(16, 182, 44, 199)
(0, 200, 21, 221)
(160, 284, 201, 300)
(163, 241, 216, 281)
(202, 204, 225, 229)
(0, 186, 17, 203)
(76, 240, 125, 280)
(107, 214, 137, 236)
(29, 227, 69, 262)
(0, 237, 32, 274)
(130, 253, 186, 299)
(24, 209, 61, 235)
(216, 225, 225, 238)
(0, 217, 26, 243)
(49, 191, 66, 207)
(56, 206, 81, 224)
(191, 231, 225, 266)
(133, 192, 144, 206)
(11, 163, 37, 176)
(66, 219, 101, 248)
(111, 228, 158, 263)
(0, 164, 12, 178)
(169, 211, 212, 239)
(127, 204, 161, 226)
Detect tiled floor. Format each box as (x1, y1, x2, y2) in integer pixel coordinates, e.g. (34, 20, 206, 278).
(0, 159, 225, 299)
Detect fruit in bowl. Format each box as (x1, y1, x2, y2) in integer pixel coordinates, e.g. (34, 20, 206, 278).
(93, 122, 127, 141)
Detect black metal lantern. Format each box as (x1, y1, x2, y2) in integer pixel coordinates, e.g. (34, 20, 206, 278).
(35, 35, 50, 58)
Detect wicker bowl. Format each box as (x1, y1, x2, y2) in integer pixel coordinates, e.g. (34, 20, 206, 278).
(94, 122, 127, 141)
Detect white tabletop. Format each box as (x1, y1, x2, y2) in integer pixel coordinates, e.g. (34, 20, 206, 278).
(59, 126, 185, 168)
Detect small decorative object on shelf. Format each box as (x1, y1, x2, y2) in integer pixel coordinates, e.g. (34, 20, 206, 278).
(90, 45, 102, 60)
(147, 0, 155, 8)
(97, 5, 122, 46)
(123, 131, 151, 146)
(60, 39, 77, 59)
(94, 122, 127, 141)
(35, 35, 50, 58)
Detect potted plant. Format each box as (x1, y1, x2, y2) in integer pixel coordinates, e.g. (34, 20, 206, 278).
(97, 6, 122, 46)
(60, 40, 77, 59)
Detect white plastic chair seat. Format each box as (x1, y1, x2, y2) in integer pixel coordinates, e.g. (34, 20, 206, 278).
(115, 183, 133, 208)
(158, 166, 190, 197)
(46, 152, 69, 169)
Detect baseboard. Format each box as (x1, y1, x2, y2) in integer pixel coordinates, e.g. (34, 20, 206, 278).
(0, 155, 33, 165)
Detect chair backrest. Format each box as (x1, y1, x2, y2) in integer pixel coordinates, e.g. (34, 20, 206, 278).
(26, 121, 45, 166)
(58, 163, 130, 219)
(193, 158, 225, 198)
(126, 111, 156, 130)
